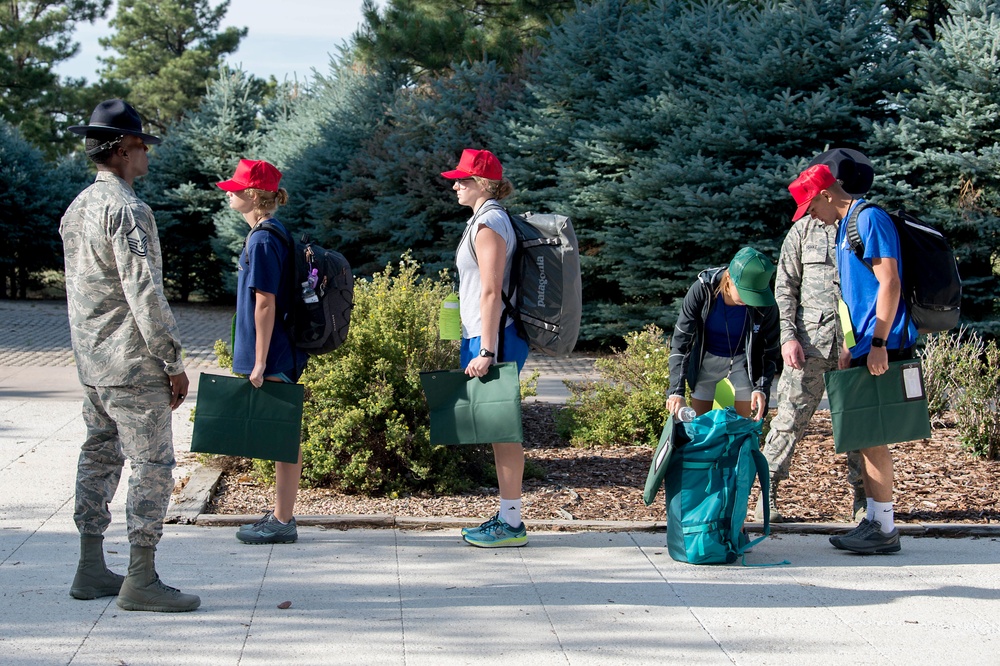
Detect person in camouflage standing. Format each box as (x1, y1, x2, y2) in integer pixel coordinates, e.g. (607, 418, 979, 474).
(755, 149, 871, 523)
(61, 99, 200, 612)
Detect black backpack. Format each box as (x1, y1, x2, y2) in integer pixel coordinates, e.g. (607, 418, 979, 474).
(251, 221, 353, 354)
(467, 203, 582, 356)
(846, 203, 961, 334)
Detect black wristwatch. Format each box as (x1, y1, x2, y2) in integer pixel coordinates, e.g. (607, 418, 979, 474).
(871, 337, 886, 348)
(478, 348, 495, 358)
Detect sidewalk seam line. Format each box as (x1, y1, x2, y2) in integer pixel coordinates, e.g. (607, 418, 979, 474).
(237, 543, 273, 664)
(518, 546, 570, 664)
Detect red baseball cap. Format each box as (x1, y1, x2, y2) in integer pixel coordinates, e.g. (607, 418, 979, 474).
(788, 164, 837, 221)
(440, 149, 503, 180)
(216, 159, 282, 193)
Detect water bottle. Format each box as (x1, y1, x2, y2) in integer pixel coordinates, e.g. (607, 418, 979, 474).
(439, 292, 461, 340)
(301, 280, 319, 304)
(677, 406, 697, 423)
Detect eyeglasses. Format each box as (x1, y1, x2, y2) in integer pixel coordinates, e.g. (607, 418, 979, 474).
(455, 178, 476, 187)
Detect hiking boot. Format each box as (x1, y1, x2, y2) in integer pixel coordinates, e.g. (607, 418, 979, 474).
(829, 519, 870, 549)
(463, 513, 527, 548)
(461, 513, 502, 538)
(753, 479, 784, 523)
(116, 545, 200, 612)
(236, 512, 298, 544)
(70, 535, 125, 600)
(832, 520, 900, 555)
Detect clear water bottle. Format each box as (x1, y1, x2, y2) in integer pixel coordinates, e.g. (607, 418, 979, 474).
(677, 406, 697, 423)
(301, 280, 319, 304)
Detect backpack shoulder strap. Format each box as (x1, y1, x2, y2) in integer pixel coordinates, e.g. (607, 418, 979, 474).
(249, 219, 292, 248)
(845, 202, 877, 275)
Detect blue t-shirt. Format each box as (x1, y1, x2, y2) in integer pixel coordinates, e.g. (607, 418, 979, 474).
(233, 218, 306, 377)
(836, 200, 918, 357)
(704, 293, 748, 357)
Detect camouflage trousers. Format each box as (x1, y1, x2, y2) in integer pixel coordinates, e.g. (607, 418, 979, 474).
(762, 352, 864, 495)
(75, 380, 175, 547)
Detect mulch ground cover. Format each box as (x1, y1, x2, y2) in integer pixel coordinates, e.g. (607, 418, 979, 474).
(206, 403, 1000, 525)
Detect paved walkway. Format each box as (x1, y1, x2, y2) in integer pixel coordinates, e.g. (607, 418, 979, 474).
(2, 299, 999, 665)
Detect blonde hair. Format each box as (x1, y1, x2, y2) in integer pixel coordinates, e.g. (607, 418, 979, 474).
(472, 176, 515, 201)
(248, 187, 289, 218)
(715, 270, 734, 299)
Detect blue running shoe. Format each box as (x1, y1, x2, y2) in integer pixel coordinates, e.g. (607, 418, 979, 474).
(237, 512, 298, 544)
(463, 513, 527, 548)
(461, 512, 502, 538)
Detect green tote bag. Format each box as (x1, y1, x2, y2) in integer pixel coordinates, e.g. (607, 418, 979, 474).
(420, 362, 523, 445)
(190, 374, 304, 463)
(823, 360, 931, 453)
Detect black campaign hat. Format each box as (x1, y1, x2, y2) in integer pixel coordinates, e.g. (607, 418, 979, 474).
(68, 99, 162, 146)
(808, 148, 873, 196)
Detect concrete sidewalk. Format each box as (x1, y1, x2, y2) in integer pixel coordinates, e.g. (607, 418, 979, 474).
(3, 397, 1000, 665)
(2, 300, 999, 664)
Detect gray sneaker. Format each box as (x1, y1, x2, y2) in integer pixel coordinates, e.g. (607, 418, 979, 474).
(832, 519, 900, 554)
(237, 512, 298, 544)
(829, 518, 870, 549)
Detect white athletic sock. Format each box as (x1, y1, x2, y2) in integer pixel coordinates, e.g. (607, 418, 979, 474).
(865, 498, 875, 523)
(872, 500, 894, 533)
(500, 499, 522, 528)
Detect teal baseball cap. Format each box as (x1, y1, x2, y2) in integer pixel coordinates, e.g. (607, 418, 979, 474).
(728, 247, 776, 307)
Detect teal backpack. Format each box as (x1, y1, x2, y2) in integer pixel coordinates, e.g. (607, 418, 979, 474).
(644, 407, 778, 565)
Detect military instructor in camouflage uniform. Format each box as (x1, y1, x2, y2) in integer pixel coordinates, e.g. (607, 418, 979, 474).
(755, 149, 869, 523)
(61, 99, 200, 612)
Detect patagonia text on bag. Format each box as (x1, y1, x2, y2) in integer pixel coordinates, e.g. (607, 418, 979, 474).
(251, 221, 353, 355)
(653, 408, 772, 565)
(846, 204, 961, 334)
(469, 203, 582, 357)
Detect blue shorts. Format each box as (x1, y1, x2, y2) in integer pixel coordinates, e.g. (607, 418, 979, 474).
(460, 323, 529, 373)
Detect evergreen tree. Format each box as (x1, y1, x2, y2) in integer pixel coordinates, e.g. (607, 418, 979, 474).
(868, 0, 1000, 331)
(0, 0, 114, 157)
(0, 120, 90, 297)
(347, 60, 525, 275)
(353, 0, 574, 80)
(262, 57, 402, 274)
(99, 0, 246, 132)
(499, 0, 916, 341)
(139, 67, 265, 300)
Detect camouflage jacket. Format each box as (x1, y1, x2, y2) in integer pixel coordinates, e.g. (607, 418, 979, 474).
(60, 171, 184, 386)
(775, 216, 841, 358)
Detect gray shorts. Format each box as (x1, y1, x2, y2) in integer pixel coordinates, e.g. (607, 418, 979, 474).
(691, 352, 754, 401)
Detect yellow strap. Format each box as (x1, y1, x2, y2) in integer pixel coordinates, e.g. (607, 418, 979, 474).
(838, 299, 856, 349)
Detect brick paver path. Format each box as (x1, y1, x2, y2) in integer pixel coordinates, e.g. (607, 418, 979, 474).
(0, 299, 234, 368)
(0, 299, 598, 380)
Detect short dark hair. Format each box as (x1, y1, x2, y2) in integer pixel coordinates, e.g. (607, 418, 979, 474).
(84, 131, 123, 165)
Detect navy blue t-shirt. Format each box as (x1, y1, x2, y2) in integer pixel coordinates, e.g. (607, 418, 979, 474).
(233, 218, 306, 377)
(704, 293, 748, 357)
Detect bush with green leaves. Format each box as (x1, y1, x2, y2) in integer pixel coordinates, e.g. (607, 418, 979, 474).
(948, 332, 1000, 460)
(917, 329, 969, 422)
(292, 253, 495, 494)
(557, 325, 670, 448)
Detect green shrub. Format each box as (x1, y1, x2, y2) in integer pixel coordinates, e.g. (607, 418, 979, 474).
(948, 331, 1000, 460)
(293, 253, 499, 494)
(557, 325, 670, 448)
(212, 253, 541, 492)
(917, 329, 967, 423)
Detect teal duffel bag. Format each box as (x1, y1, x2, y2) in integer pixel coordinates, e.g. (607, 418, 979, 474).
(644, 407, 772, 565)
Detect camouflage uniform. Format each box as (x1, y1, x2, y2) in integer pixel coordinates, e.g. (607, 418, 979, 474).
(762, 216, 864, 496)
(60, 171, 184, 548)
